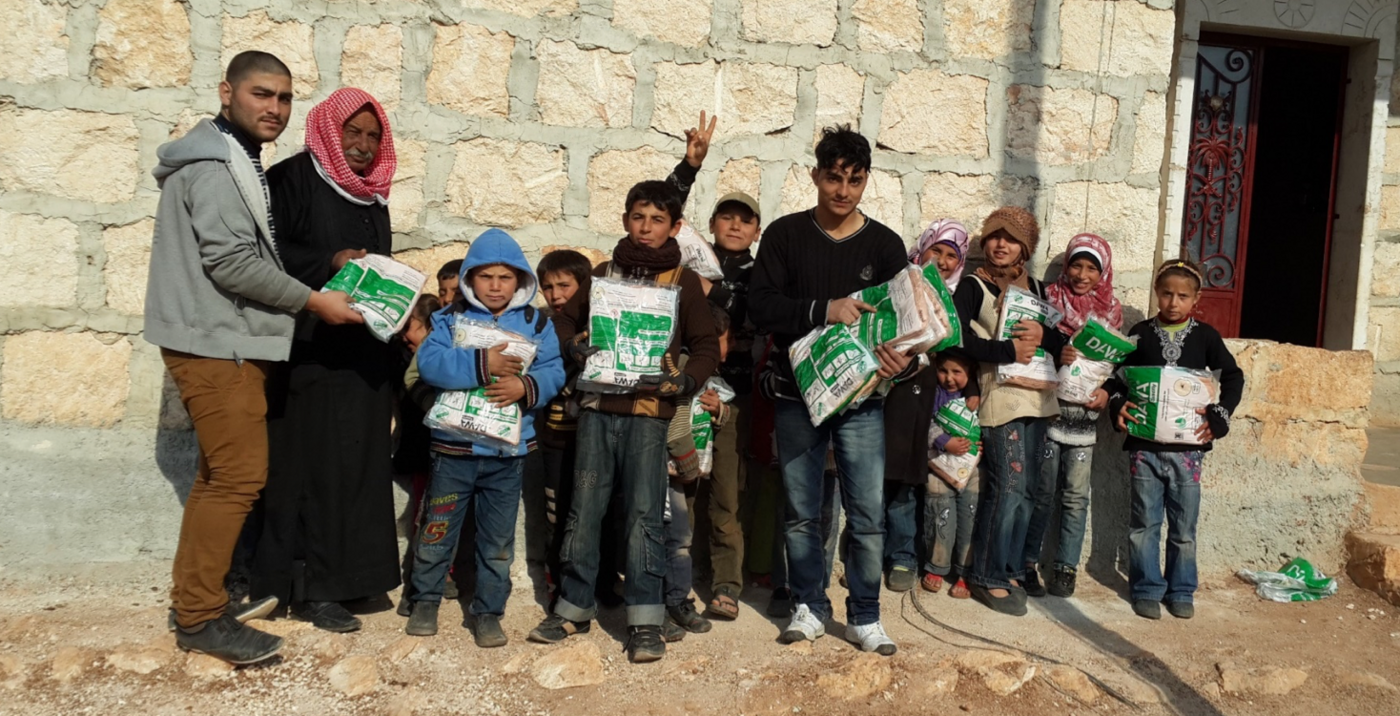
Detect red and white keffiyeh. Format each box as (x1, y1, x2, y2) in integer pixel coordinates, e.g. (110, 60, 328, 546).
(305, 87, 396, 205)
(1045, 232, 1123, 334)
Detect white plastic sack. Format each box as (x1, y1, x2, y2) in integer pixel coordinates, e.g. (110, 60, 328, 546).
(675, 222, 724, 281)
(848, 264, 954, 356)
(691, 377, 737, 475)
(1121, 366, 1219, 445)
(995, 286, 1063, 390)
(423, 317, 538, 447)
(790, 324, 882, 427)
(321, 255, 427, 342)
(928, 398, 981, 490)
(579, 277, 681, 393)
(1056, 319, 1138, 404)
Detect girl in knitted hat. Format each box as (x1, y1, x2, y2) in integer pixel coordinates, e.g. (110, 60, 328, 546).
(1020, 234, 1123, 601)
(949, 206, 1066, 616)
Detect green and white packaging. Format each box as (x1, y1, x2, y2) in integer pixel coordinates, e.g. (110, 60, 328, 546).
(923, 264, 962, 354)
(321, 255, 428, 342)
(423, 317, 538, 447)
(995, 286, 1063, 390)
(790, 324, 882, 427)
(1121, 365, 1219, 445)
(928, 398, 981, 489)
(1056, 319, 1138, 404)
(579, 277, 681, 394)
(689, 376, 736, 475)
(1237, 557, 1339, 603)
(848, 265, 955, 356)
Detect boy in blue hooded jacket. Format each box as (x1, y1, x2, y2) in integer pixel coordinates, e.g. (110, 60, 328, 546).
(404, 229, 565, 647)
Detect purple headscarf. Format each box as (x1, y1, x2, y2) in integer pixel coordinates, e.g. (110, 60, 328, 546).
(909, 218, 970, 291)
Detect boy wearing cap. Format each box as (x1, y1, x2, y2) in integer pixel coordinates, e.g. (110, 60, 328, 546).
(697, 191, 761, 620)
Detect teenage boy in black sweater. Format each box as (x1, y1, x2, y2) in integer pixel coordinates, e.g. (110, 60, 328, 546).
(749, 125, 917, 656)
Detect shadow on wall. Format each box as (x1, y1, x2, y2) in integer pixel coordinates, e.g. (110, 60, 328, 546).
(155, 372, 198, 505)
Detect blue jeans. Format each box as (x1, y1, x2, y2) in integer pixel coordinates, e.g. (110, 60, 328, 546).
(772, 468, 842, 591)
(924, 472, 980, 577)
(409, 453, 523, 616)
(556, 411, 669, 627)
(664, 479, 697, 607)
(968, 417, 1049, 590)
(884, 482, 919, 572)
(1128, 450, 1203, 604)
(774, 400, 885, 626)
(1022, 441, 1095, 569)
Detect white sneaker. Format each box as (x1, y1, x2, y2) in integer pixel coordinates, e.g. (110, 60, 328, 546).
(846, 621, 897, 656)
(779, 604, 825, 643)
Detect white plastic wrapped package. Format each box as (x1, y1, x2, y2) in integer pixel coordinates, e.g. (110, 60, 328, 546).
(579, 277, 681, 393)
(675, 222, 724, 281)
(423, 317, 538, 447)
(321, 255, 428, 342)
(995, 286, 1064, 390)
(1056, 319, 1138, 404)
(790, 324, 881, 427)
(1121, 365, 1219, 445)
(928, 398, 981, 490)
(691, 377, 737, 475)
(848, 264, 955, 356)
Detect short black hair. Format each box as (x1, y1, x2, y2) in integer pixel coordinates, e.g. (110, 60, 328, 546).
(935, 349, 975, 375)
(438, 259, 463, 282)
(225, 51, 291, 87)
(537, 249, 593, 286)
(814, 124, 872, 174)
(708, 302, 731, 336)
(711, 200, 758, 224)
(624, 180, 683, 225)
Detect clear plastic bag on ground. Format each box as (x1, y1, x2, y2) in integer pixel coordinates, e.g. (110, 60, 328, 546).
(1056, 318, 1138, 404)
(321, 255, 428, 341)
(928, 397, 980, 489)
(1121, 365, 1219, 445)
(675, 222, 724, 281)
(995, 286, 1063, 389)
(423, 317, 538, 448)
(579, 277, 681, 393)
(1237, 557, 1339, 603)
(790, 324, 882, 427)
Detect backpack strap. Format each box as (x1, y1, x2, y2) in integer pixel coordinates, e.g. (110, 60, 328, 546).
(522, 305, 549, 337)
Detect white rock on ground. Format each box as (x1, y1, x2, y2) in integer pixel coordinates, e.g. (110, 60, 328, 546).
(530, 642, 606, 689)
(328, 655, 380, 697)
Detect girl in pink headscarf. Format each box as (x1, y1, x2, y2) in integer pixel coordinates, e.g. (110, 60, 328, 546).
(909, 219, 970, 291)
(1020, 232, 1124, 602)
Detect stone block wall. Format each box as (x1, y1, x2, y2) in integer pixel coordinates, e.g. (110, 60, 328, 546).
(0, 0, 1177, 432)
(1377, 55, 1400, 425)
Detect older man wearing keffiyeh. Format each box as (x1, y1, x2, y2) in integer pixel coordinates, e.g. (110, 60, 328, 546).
(249, 88, 403, 633)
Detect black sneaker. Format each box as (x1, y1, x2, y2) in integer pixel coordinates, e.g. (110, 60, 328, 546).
(1047, 564, 1078, 598)
(405, 601, 439, 636)
(885, 566, 916, 592)
(667, 601, 713, 634)
(1165, 601, 1194, 619)
(528, 614, 591, 644)
(396, 597, 412, 618)
(626, 625, 666, 663)
(473, 614, 507, 647)
(766, 588, 794, 618)
(1022, 565, 1047, 598)
(168, 596, 279, 632)
(1132, 599, 1162, 620)
(662, 619, 686, 643)
(291, 601, 362, 633)
(176, 613, 283, 665)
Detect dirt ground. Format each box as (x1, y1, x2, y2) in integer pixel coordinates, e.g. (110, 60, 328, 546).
(1, 559, 1398, 716)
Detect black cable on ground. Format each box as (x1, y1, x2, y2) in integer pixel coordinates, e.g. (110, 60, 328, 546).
(901, 589, 1142, 710)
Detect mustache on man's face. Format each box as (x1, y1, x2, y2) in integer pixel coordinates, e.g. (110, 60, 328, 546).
(345, 148, 375, 163)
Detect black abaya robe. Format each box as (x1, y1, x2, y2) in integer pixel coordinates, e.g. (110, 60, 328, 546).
(251, 151, 401, 604)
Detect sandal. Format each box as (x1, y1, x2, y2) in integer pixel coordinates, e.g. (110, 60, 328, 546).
(705, 588, 740, 620)
(921, 574, 944, 593)
(949, 579, 971, 599)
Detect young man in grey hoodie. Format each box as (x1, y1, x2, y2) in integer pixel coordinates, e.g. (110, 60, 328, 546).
(146, 51, 362, 665)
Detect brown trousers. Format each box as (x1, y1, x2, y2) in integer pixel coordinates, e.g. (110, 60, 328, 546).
(163, 349, 271, 629)
(706, 394, 750, 593)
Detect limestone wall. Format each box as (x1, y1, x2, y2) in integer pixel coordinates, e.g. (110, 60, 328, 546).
(1376, 18, 1400, 425)
(0, 0, 1175, 432)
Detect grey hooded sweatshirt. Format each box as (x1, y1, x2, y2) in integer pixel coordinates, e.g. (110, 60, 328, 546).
(145, 119, 313, 361)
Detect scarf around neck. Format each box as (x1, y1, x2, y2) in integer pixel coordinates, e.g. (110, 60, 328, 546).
(305, 88, 396, 205)
(612, 236, 682, 278)
(975, 263, 1029, 294)
(1045, 233, 1122, 334)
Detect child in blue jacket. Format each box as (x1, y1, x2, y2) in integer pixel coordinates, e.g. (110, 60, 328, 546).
(404, 229, 565, 647)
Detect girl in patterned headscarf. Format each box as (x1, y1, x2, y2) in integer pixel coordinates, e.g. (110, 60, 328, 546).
(1021, 232, 1123, 604)
(909, 219, 970, 291)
